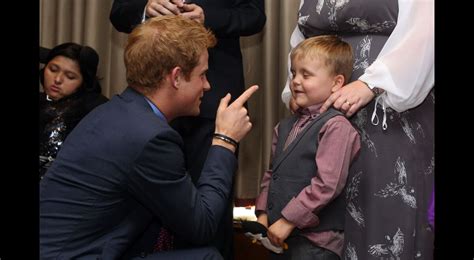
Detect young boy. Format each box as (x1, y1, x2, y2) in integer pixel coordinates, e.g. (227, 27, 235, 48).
(255, 35, 361, 260)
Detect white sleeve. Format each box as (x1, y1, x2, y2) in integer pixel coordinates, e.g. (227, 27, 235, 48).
(358, 0, 434, 112)
(281, 24, 306, 108)
(281, 0, 306, 108)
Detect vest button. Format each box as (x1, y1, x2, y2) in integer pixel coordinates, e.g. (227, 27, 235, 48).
(268, 203, 273, 210)
(272, 174, 278, 180)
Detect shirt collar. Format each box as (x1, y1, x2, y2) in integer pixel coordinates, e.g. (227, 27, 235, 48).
(296, 103, 323, 118)
(144, 97, 167, 122)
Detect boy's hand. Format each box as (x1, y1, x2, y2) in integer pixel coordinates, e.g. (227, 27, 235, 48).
(267, 218, 295, 248)
(257, 213, 268, 228)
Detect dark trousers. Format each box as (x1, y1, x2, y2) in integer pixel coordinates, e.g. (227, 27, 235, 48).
(171, 116, 235, 260)
(270, 236, 340, 260)
(131, 246, 223, 260)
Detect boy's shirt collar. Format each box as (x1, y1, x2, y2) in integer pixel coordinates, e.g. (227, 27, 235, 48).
(296, 103, 323, 118)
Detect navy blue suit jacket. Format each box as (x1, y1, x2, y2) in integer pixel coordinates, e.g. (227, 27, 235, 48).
(39, 87, 237, 259)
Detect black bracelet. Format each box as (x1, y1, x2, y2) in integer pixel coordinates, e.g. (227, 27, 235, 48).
(213, 133, 238, 148)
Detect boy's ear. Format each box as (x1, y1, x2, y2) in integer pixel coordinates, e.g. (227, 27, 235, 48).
(170, 66, 182, 89)
(331, 75, 345, 92)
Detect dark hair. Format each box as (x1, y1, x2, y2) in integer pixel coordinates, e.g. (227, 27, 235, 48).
(40, 42, 102, 93)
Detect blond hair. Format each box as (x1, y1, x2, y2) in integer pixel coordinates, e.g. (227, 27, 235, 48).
(291, 35, 353, 84)
(124, 16, 216, 93)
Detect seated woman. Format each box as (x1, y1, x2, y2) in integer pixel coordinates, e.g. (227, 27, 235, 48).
(39, 42, 108, 180)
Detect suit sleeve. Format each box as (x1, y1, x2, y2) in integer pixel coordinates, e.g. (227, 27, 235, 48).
(110, 0, 148, 33)
(126, 129, 237, 244)
(200, 0, 266, 37)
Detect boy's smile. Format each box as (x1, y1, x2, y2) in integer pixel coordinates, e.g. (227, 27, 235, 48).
(290, 56, 340, 108)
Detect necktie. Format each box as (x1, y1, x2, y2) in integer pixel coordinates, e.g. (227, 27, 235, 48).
(153, 227, 174, 252)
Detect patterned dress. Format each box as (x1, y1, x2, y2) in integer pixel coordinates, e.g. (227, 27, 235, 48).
(39, 92, 108, 180)
(297, 0, 434, 259)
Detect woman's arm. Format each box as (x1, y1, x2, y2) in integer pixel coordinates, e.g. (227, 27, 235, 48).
(358, 0, 434, 112)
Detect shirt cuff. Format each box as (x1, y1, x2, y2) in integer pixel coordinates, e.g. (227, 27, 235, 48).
(281, 197, 319, 229)
(255, 192, 268, 213)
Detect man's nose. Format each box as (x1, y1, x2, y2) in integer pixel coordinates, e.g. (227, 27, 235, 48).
(203, 79, 211, 92)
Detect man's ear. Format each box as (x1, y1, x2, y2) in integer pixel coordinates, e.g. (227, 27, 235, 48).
(170, 66, 182, 89)
(331, 74, 345, 92)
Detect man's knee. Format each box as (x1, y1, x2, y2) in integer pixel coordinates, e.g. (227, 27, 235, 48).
(139, 246, 223, 260)
(194, 246, 223, 260)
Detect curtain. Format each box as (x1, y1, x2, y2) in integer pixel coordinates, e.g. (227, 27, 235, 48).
(39, 0, 300, 200)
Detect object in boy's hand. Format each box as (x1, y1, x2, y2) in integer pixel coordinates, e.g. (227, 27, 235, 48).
(233, 205, 257, 221)
(241, 221, 288, 254)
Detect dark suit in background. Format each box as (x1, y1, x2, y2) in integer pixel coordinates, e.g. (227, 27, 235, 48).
(110, 1, 266, 259)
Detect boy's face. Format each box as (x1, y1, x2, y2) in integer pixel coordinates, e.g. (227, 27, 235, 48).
(290, 56, 337, 109)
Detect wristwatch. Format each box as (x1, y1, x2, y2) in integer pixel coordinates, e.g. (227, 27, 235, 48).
(361, 80, 384, 97)
(371, 86, 385, 97)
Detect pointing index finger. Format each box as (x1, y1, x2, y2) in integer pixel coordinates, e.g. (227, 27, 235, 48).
(232, 85, 259, 107)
